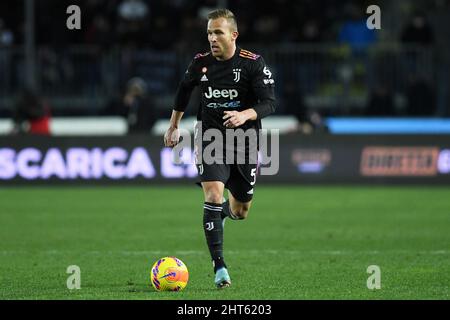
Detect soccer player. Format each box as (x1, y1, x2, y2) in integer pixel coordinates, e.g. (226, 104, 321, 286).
(164, 9, 275, 288)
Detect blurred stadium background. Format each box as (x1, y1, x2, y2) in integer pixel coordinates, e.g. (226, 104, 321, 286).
(1, 0, 450, 183)
(1, 0, 449, 299)
(1, 0, 449, 126)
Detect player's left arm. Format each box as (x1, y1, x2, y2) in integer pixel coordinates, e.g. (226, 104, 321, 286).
(223, 57, 275, 128)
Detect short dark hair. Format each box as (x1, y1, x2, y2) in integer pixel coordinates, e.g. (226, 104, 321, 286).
(207, 9, 238, 32)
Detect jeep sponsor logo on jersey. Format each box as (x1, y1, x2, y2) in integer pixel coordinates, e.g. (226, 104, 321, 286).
(204, 87, 238, 100)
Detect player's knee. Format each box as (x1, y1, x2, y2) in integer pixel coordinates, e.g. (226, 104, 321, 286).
(233, 203, 250, 219)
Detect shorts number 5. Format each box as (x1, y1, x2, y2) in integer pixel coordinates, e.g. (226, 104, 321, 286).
(250, 168, 256, 185)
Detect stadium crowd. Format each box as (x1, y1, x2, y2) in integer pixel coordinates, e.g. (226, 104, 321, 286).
(0, 0, 385, 48)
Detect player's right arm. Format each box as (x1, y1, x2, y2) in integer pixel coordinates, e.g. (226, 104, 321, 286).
(164, 58, 199, 147)
(164, 110, 184, 147)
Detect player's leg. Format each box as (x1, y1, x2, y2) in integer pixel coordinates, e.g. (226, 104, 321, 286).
(197, 159, 232, 288)
(225, 191, 253, 220)
(195, 121, 232, 287)
(202, 180, 224, 203)
(202, 181, 231, 288)
(202, 180, 225, 246)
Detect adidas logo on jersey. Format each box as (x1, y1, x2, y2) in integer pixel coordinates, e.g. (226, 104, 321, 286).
(201, 74, 208, 82)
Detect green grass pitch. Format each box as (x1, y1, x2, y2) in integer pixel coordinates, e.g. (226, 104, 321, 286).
(0, 185, 449, 300)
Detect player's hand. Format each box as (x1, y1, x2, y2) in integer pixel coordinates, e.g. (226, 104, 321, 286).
(223, 111, 248, 128)
(164, 126, 180, 147)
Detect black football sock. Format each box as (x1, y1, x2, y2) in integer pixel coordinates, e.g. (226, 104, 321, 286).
(221, 199, 242, 220)
(203, 202, 227, 272)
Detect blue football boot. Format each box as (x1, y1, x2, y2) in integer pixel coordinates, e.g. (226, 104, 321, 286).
(215, 267, 231, 288)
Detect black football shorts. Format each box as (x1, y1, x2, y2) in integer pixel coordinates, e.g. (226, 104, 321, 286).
(194, 122, 259, 203)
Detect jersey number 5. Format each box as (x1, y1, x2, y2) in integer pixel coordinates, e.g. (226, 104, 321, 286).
(250, 168, 257, 186)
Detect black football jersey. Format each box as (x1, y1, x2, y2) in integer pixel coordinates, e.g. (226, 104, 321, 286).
(174, 47, 276, 132)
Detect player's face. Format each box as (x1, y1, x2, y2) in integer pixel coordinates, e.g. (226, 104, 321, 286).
(207, 18, 238, 60)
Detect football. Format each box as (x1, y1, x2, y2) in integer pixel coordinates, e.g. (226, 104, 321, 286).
(150, 257, 189, 291)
